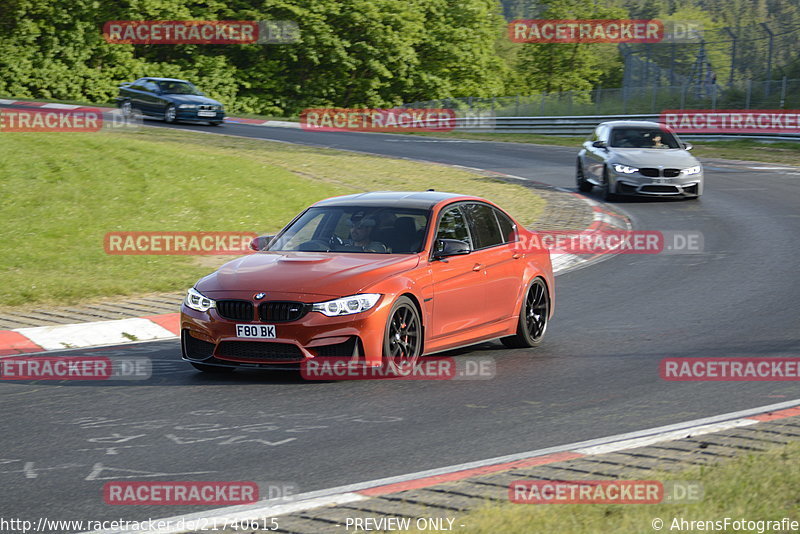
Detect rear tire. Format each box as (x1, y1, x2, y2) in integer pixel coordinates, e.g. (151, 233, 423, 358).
(191, 362, 234, 373)
(501, 278, 549, 348)
(576, 159, 593, 192)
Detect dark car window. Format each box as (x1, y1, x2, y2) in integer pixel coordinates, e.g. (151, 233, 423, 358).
(609, 127, 680, 149)
(435, 206, 472, 249)
(462, 203, 504, 249)
(157, 81, 203, 95)
(129, 79, 148, 92)
(269, 206, 429, 254)
(494, 208, 517, 243)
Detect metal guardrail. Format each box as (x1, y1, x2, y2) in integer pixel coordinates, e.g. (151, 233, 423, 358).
(450, 114, 800, 141)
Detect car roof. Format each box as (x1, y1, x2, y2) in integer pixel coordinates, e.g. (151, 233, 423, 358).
(599, 120, 666, 128)
(313, 191, 479, 210)
(140, 77, 192, 83)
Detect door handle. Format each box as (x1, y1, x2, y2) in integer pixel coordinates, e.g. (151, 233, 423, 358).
(472, 263, 484, 271)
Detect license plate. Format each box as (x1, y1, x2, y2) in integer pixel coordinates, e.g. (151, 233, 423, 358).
(236, 324, 276, 339)
(197, 110, 216, 117)
(654, 178, 670, 184)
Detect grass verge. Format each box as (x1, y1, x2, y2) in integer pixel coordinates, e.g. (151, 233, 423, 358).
(0, 127, 545, 308)
(404, 441, 800, 533)
(403, 131, 800, 166)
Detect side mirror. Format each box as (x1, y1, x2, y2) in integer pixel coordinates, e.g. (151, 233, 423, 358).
(683, 142, 693, 151)
(432, 239, 471, 260)
(250, 235, 275, 251)
(592, 140, 607, 149)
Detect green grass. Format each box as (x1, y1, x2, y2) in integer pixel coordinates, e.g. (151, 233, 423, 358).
(0, 127, 545, 308)
(403, 131, 800, 166)
(403, 442, 800, 534)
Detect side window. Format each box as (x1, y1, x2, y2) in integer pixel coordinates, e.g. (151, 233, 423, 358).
(494, 209, 517, 243)
(435, 206, 472, 248)
(143, 81, 160, 93)
(462, 203, 504, 249)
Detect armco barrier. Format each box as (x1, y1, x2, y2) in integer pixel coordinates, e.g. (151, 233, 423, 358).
(445, 113, 800, 141)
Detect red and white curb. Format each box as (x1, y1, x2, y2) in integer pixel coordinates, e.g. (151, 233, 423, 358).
(85, 399, 800, 533)
(0, 99, 113, 112)
(0, 314, 179, 356)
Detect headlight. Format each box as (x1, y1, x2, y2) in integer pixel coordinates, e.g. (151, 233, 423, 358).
(312, 294, 381, 317)
(613, 164, 639, 174)
(681, 166, 701, 175)
(178, 104, 197, 109)
(185, 287, 215, 312)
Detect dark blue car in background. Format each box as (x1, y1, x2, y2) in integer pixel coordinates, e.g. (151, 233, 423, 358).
(116, 77, 225, 125)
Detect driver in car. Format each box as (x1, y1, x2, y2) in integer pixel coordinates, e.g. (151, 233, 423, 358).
(343, 212, 387, 253)
(651, 134, 668, 149)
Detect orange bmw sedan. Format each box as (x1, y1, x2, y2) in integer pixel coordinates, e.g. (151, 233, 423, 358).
(181, 191, 554, 374)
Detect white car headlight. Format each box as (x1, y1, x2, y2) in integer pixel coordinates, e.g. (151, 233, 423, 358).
(613, 164, 639, 174)
(185, 287, 216, 312)
(312, 294, 381, 317)
(178, 104, 197, 109)
(681, 166, 701, 176)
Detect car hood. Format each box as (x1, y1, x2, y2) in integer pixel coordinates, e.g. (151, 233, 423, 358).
(196, 252, 420, 299)
(165, 94, 222, 106)
(610, 149, 699, 168)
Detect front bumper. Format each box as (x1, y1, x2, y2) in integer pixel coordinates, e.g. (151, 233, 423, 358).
(180, 297, 391, 369)
(610, 171, 703, 197)
(176, 109, 225, 122)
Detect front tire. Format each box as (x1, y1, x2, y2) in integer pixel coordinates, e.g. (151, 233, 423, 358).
(576, 159, 593, 192)
(602, 166, 617, 201)
(164, 104, 177, 124)
(501, 278, 549, 348)
(382, 296, 422, 376)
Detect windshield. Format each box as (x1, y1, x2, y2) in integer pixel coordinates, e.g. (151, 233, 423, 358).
(268, 206, 430, 254)
(609, 127, 681, 149)
(156, 81, 203, 95)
